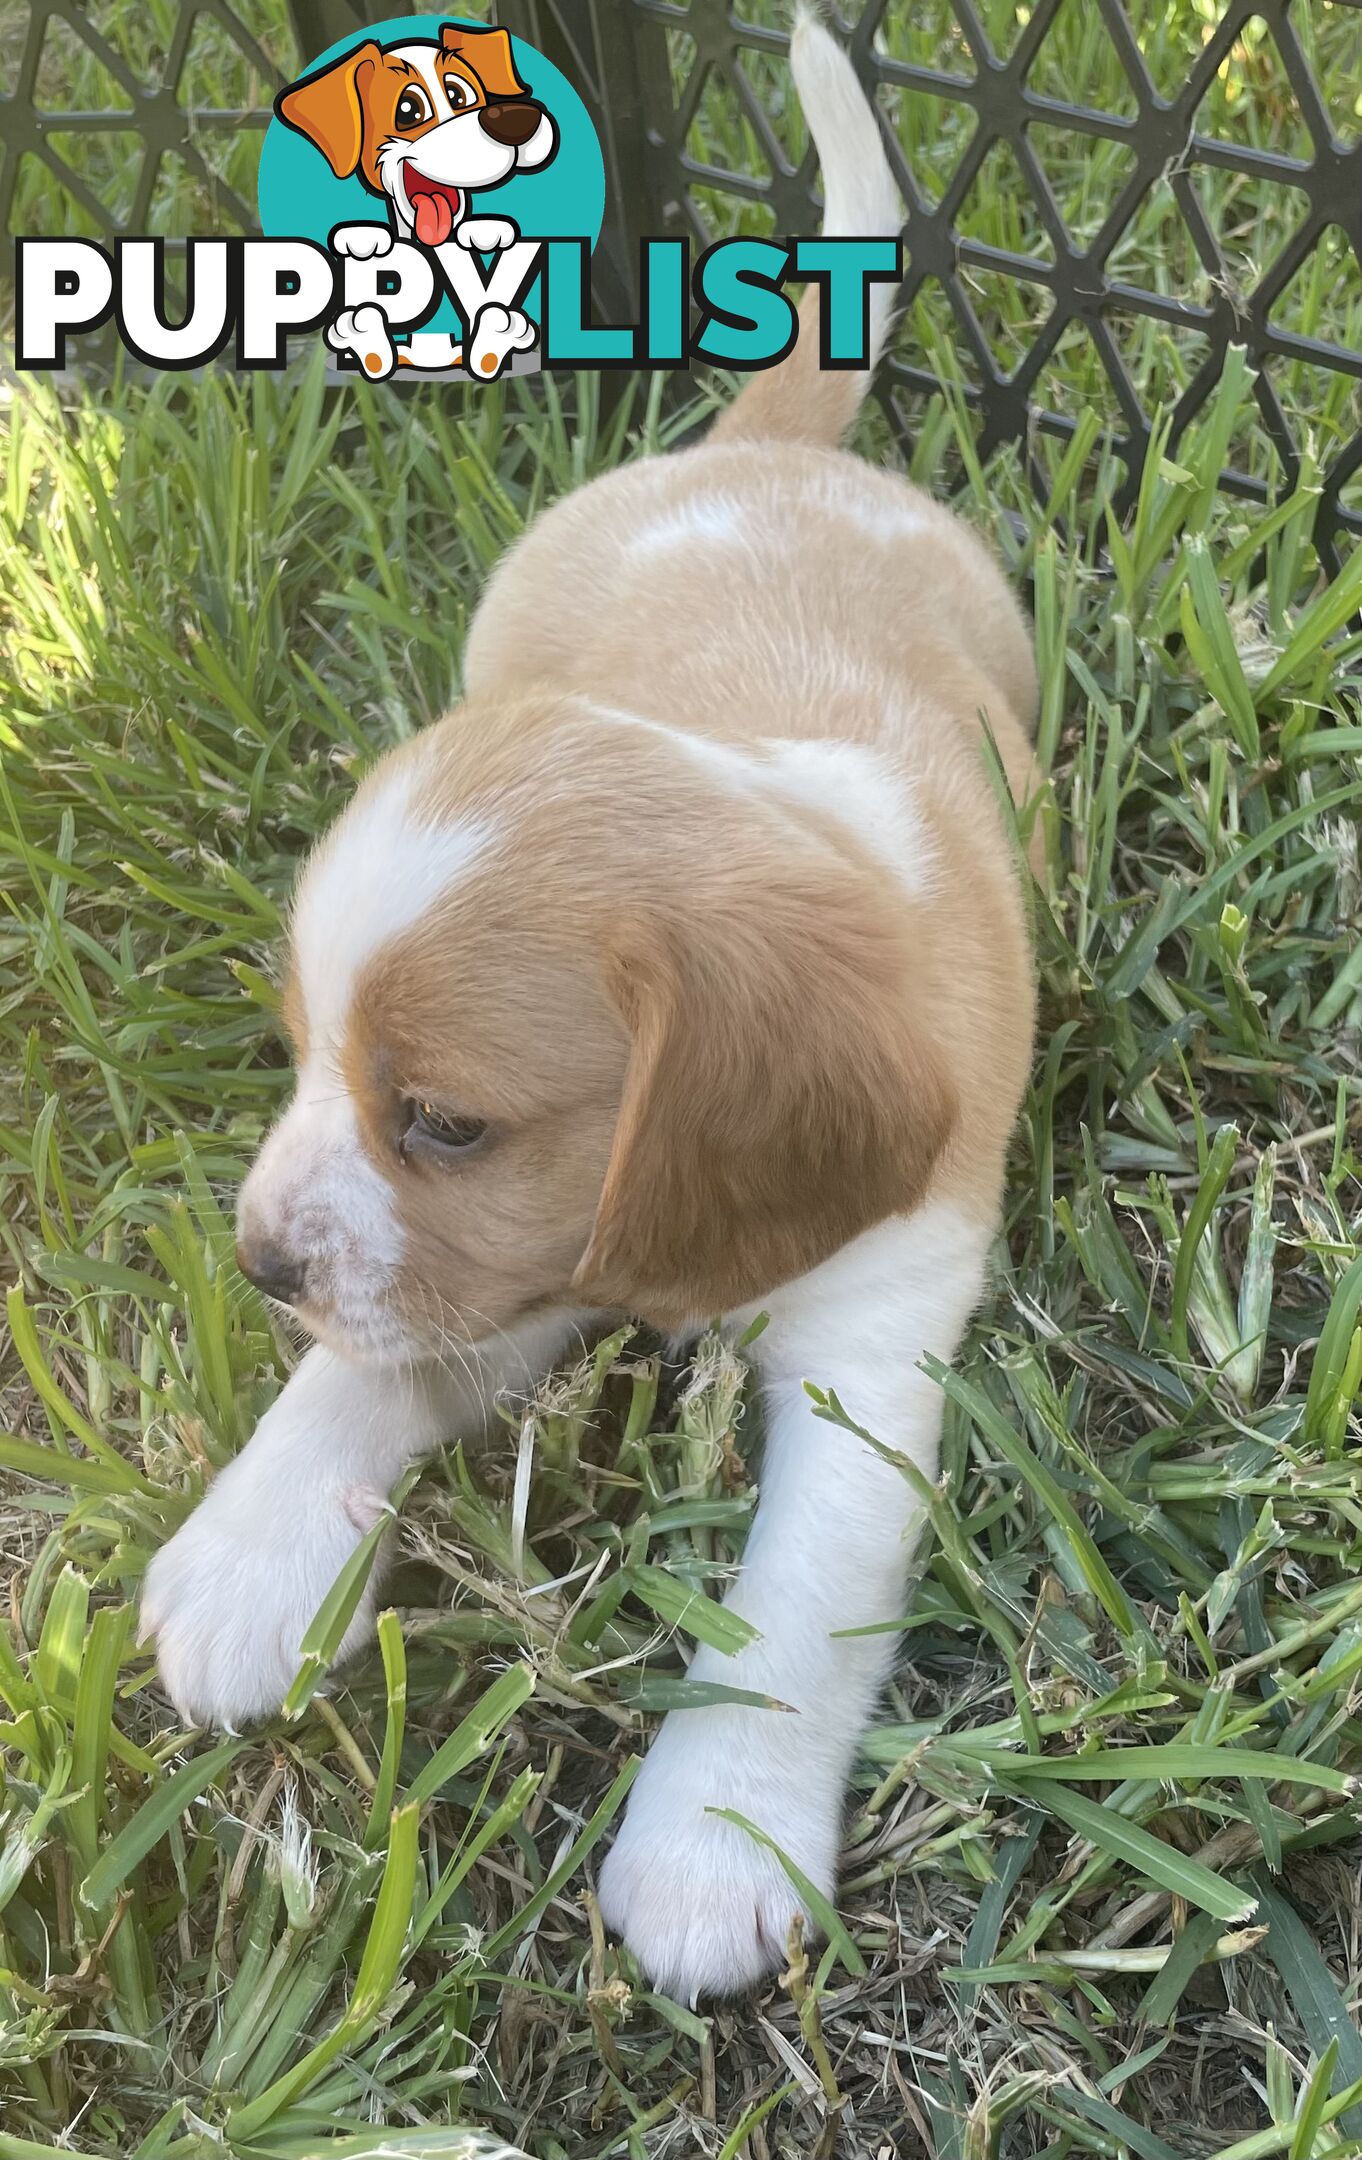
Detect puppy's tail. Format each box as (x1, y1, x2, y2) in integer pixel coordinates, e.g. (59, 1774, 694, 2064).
(711, 7, 902, 448)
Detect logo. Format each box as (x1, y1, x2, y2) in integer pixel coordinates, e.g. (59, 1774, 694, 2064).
(260, 15, 603, 380)
(14, 17, 900, 380)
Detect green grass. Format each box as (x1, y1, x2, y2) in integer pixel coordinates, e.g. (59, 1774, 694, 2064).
(4, 2, 1362, 2156)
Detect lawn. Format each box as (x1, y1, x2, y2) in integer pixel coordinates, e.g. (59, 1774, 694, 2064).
(3, 3, 1362, 2157)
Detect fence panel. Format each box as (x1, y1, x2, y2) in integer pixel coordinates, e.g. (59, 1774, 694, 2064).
(629, 0, 1362, 567)
(3, 0, 1359, 566)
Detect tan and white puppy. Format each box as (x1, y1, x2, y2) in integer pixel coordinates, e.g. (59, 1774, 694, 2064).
(278, 22, 556, 376)
(144, 17, 1039, 2003)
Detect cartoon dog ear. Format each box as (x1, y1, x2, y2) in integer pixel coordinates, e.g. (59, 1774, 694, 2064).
(439, 22, 529, 101)
(572, 843, 956, 1330)
(276, 40, 382, 179)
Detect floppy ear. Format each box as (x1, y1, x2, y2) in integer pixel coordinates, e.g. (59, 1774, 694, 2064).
(573, 858, 956, 1329)
(440, 23, 528, 100)
(276, 40, 381, 179)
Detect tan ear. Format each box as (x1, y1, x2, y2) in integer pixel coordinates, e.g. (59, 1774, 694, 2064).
(573, 858, 955, 1329)
(440, 22, 528, 100)
(276, 40, 381, 179)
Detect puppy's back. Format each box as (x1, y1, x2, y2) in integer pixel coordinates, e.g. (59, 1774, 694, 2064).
(466, 12, 1034, 755)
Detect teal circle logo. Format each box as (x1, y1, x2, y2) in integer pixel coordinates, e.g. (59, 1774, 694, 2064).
(257, 15, 604, 375)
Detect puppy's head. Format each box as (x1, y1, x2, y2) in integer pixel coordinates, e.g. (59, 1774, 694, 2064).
(235, 704, 953, 1363)
(277, 24, 557, 241)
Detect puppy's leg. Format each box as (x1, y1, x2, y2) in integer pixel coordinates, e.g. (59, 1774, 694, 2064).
(598, 1202, 990, 2001)
(142, 1310, 577, 1730)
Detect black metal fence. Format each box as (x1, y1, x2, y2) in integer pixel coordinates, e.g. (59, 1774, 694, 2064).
(0, 2, 293, 245)
(4, 0, 1361, 568)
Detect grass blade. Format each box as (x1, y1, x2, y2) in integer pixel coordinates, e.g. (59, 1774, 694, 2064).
(1008, 1783, 1257, 1924)
(707, 1807, 866, 1980)
(405, 1663, 536, 1808)
(624, 1563, 762, 1654)
(1256, 1879, 1362, 2137)
(1006, 1746, 1352, 1794)
(79, 1740, 246, 1911)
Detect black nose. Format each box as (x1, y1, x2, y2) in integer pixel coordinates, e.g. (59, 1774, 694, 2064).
(479, 99, 541, 147)
(236, 1238, 307, 1305)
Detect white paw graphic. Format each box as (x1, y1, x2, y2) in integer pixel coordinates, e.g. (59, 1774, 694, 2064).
(326, 304, 395, 380)
(596, 1711, 840, 2002)
(403, 330, 464, 370)
(453, 216, 519, 253)
(331, 222, 395, 261)
(467, 301, 537, 380)
(141, 1447, 390, 1729)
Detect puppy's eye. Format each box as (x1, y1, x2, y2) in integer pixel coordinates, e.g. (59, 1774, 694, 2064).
(395, 86, 431, 129)
(443, 74, 476, 110)
(402, 1100, 488, 1157)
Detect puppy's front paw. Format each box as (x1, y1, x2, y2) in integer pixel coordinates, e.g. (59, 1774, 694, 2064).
(141, 1463, 389, 1731)
(597, 1715, 840, 2002)
(331, 222, 394, 260)
(454, 215, 518, 253)
(326, 304, 395, 379)
(467, 302, 536, 379)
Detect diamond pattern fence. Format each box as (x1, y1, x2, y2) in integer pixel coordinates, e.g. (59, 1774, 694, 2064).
(0, 2, 297, 244)
(604, 0, 1362, 571)
(3, 0, 1361, 570)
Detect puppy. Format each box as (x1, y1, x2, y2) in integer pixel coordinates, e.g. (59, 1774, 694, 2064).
(278, 21, 556, 376)
(144, 15, 1039, 2002)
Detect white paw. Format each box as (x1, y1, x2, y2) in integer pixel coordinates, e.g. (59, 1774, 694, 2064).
(597, 1712, 840, 2002)
(467, 301, 536, 380)
(325, 304, 395, 380)
(141, 1447, 389, 1730)
(403, 330, 463, 370)
(454, 215, 518, 253)
(331, 222, 394, 261)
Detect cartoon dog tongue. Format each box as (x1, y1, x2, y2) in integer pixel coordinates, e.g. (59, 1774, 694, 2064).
(408, 177, 459, 248)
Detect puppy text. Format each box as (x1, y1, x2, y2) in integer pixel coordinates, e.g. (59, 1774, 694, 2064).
(15, 233, 903, 376)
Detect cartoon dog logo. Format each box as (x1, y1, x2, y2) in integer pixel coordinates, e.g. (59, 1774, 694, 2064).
(276, 22, 558, 378)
